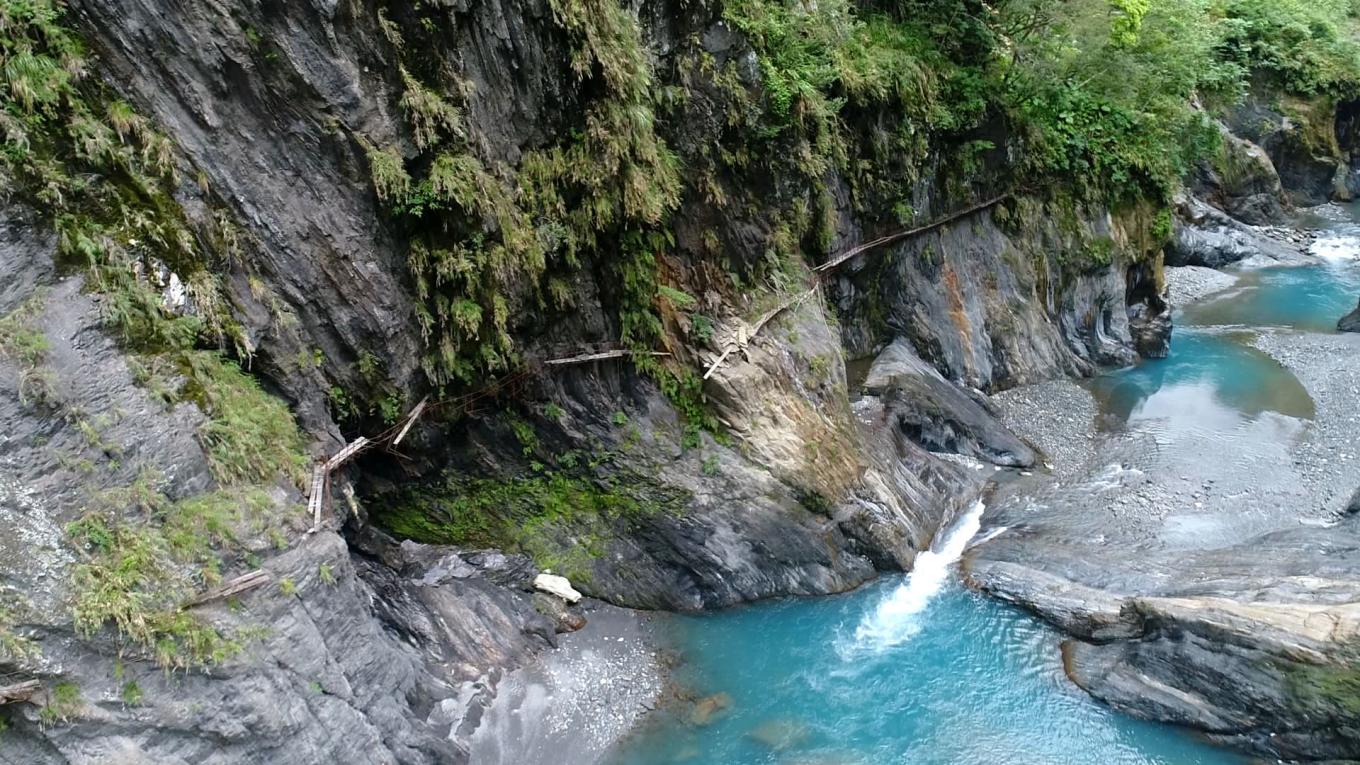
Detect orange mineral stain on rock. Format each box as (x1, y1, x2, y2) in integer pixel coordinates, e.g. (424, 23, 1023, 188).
(942, 264, 976, 379)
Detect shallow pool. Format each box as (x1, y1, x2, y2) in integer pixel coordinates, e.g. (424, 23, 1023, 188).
(1088, 327, 1314, 429)
(1182, 260, 1360, 332)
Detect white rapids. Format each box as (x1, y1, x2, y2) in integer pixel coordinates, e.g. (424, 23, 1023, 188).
(849, 499, 986, 650)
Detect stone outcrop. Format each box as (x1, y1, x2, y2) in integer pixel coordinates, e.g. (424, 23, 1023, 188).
(1340, 298, 1360, 332)
(969, 519, 1360, 762)
(1189, 121, 1290, 225)
(1171, 97, 1360, 271)
(1166, 193, 1308, 269)
(1225, 97, 1349, 208)
(862, 339, 1036, 468)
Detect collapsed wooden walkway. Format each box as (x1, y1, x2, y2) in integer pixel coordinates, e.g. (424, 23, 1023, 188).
(307, 193, 1011, 528)
(703, 193, 1011, 379)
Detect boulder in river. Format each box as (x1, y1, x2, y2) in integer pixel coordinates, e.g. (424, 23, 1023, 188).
(1166, 194, 1307, 268)
(1339, 298, 1360, 333)
(686, 692, 733, 726)
(971, 519, 1360, 762)
(1127, 302, 1171, 359)
(746, 719, 809, 752)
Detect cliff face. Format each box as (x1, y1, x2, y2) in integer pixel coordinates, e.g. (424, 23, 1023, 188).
(0, 1, 1170, 762)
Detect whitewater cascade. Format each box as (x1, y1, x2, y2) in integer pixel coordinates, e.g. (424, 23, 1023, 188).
(851, 499, 986, 650)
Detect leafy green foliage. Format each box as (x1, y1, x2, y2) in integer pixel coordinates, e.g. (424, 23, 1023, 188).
(120, 681, 143, 706)
(39, 682, 81, 726)
(366, 0, 683, 390)
(178, 350, 308, 486)
(366, 0, 721, 439)
(717, 0, 1359, 208)
(1218, 0, 1360, 96)
(970, 2, 1198, 201)
(0, 291, 57, 406)
(0, 592, 37, 663)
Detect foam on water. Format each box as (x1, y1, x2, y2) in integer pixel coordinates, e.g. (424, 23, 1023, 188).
(1310, 232, 1360, 262)
(606, 568, 1247, 765)
(851, 500, 984, 650)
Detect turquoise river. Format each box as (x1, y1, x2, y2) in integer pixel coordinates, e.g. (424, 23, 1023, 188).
(607, 208, 1360, 765)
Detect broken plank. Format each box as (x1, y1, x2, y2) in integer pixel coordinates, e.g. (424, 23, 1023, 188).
(543, 349, 671, 366)
(323, 437, 370, 471)
(307, 462, 327, 530)
(181, 569, 271, 609)
(0, 680, 40, 704)
(391, 396, 429, 447)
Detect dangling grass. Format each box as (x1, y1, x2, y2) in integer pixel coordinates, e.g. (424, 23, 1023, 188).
(2, 0, 311, 672)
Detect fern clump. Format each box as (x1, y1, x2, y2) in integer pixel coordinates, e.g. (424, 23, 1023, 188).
(366, 0, 683, 396)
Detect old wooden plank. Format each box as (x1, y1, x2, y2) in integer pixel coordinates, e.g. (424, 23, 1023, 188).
(181, 569, 270, 609)
(391, 396, 429, 447)
(0, 680, 41, 704)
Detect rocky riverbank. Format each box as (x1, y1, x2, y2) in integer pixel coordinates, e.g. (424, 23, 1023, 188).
(969, 248, 1360, 761)
(465, 603, 668, 765)
(1165, 266, 1240, 307)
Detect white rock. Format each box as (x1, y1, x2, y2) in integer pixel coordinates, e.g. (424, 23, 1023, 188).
(534, 573, 582, 604)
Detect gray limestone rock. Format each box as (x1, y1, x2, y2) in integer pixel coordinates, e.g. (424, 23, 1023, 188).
(863, 339, 1036, 467)
(1339, 298, 1360, 333)
(1167, 194, 1307, 268)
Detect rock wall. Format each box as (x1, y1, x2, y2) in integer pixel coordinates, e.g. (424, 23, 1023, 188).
(1168, 95, 1360, 271)
(0, 0, 1172, 761)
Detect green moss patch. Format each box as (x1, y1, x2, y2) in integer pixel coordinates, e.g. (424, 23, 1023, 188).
(375, 470, 683, 583)
(1282, 656, 1360, 719)
(67, 478, 292, 669)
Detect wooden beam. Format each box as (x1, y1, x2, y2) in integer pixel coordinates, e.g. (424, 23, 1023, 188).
(391, 396, 429, 447)
(703, 286, 820, 380)
(308, 437, 370, 532)
(0, 680, 40, 705)
(543, 349, 671, 366)
(181, 569, 270, 609)
(324, 437, 369, 471)
(813, 193, 1010, 274)
(307, 463, 327, 531)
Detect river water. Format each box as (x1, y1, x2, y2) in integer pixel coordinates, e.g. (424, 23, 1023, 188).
(606, 212, 1360, 765)
(607, 507, 1246, 765)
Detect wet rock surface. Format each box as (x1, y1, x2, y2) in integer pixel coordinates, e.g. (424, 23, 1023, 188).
(970, 301, 1360, 761)
(863, 339, 1036, 468)
(1340, 297, 1360, 331)
(1167, 194, 1311, 268)
(1189, 121, 1290, 225)
(1126, 302, 1171, 359)
(1226, 99, 1348, 208)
